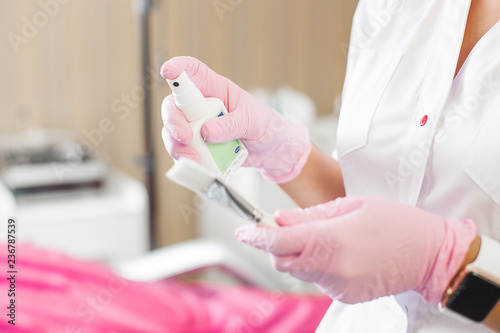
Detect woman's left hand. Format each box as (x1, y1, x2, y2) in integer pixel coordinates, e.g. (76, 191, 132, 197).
(235, 196, 477, 304)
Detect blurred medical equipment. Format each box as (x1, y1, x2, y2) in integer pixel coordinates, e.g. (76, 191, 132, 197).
(113, 238, 284, 289)
(0, 129, 149, 261)
(0, 130, 107, 195)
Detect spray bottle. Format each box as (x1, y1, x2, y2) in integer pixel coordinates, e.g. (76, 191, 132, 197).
(167, 71, 248, 178)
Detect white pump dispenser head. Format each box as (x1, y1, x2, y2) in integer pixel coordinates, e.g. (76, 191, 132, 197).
(167, 72, 208, 121)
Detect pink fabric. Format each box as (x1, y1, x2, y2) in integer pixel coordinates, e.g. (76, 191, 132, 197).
(0, 243, 331, 333)
(235, 196, 477, 304)
(160, 56, 312, 184)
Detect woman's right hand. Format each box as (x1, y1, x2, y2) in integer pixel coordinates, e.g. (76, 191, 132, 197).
(160, 56, 311, 184)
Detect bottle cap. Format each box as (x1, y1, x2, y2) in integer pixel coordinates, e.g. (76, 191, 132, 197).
(167, 71, 208, 122)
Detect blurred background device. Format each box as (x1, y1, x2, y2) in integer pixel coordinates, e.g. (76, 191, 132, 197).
(0, 129, 149, 261)
(0, 129, 107, 194)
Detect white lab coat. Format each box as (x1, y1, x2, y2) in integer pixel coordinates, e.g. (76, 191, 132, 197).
(317, 0, 500, 332)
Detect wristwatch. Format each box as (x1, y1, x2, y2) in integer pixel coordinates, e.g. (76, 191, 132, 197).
(441, 236, 500, 323)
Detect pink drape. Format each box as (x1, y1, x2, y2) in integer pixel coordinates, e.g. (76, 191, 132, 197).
(0, 243, 331, 332)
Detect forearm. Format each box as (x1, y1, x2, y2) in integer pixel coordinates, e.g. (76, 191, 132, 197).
(279, 145, 345, 208)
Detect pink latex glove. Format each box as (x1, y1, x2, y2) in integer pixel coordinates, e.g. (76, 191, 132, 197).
(160, 56, 312, 183)
(235, 196, 477, 304)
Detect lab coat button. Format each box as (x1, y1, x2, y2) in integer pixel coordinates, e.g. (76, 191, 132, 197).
(420, 115, 428, 126)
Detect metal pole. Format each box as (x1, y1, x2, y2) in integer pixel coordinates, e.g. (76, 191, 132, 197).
(134, 0, 156, 250)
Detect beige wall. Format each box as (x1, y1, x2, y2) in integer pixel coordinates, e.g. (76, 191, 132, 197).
(0, 0, 357, 247)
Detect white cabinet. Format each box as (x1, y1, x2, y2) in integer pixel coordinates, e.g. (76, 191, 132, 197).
(1, 172, 149, 262)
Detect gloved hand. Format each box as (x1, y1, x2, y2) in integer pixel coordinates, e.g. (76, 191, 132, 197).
(234, 196, 477, 304)
(160, 56, 312, 183)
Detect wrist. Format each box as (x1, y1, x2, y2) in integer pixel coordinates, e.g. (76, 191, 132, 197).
(453, 235, 482, 279)
(440, 235, 500, 327)
(257, 122, 312, 184)
(415, 219, 478, 303)
(438, 232, 481, 301)
(262, 141, 312, 184)
(439, 234, 481, 302)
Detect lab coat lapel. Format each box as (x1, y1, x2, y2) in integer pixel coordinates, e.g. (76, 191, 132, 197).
(397, 0, 472, 205)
